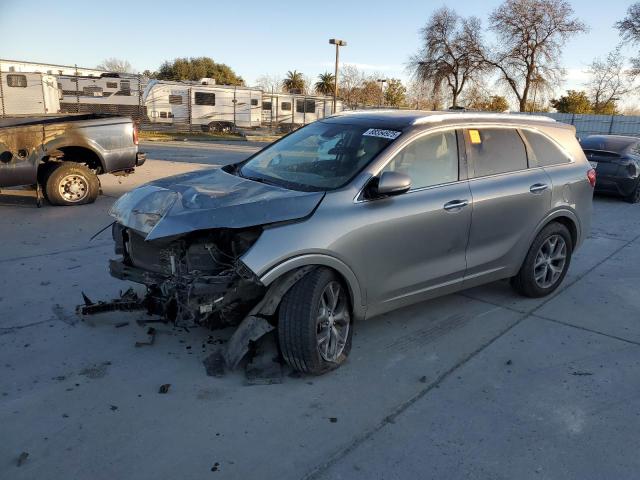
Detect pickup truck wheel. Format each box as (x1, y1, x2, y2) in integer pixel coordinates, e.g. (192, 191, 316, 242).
(278, 268, 353, 375)
(44, 162, 99, 206)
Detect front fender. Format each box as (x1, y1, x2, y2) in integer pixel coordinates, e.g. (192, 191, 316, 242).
(256, 254, 366, 321)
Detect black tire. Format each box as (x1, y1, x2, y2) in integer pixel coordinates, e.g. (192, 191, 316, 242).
(278, 268, 353, 375)
(511, 222, 573, 298)
(44, 162, 100, 206)
(624, 181, 640, 204)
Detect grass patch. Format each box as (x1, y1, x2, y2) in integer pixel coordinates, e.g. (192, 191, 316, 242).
(139, 130, 245, 142)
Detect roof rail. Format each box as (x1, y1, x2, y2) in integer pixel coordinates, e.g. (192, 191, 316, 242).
(412, 112, 556, 125)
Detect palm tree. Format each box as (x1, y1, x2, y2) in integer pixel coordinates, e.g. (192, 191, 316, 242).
(282, 70, 305, 94)
(315, 72, 335, 96)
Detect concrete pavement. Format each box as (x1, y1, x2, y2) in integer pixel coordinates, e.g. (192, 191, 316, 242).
(1, 151, 639, 480)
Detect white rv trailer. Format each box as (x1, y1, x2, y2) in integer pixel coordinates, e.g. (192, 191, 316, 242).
(260, 92, 343, 129)
(144, 80, 262, 130)
(57, 74, 145, 118)
(0, 72, 61, 115)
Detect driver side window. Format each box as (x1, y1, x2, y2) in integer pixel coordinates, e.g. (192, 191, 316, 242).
(382, 130, 459, 189)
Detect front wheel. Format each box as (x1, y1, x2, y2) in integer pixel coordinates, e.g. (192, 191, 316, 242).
(44, 162, 100, 206)
(278, 268, 353, 375)
(511, 222, 573, 298)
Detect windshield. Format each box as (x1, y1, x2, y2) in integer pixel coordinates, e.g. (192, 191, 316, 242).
(239, 121, 401, 191)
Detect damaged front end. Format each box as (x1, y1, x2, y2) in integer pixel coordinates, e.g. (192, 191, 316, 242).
(109, 223, 266, 328)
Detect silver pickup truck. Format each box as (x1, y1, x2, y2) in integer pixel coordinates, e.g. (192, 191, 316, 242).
(0, 114, 145, 206)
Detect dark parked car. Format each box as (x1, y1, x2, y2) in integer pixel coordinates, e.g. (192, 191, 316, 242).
(580, 135, 640, 203)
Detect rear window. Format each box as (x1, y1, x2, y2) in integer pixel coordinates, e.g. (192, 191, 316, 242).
(467, 128, 528, 177)
(7, 74, 27, 88)
(195, 92, 215, 106)
(522, 130, 569, 166)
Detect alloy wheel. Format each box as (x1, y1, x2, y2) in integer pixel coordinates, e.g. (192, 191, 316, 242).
(316, 281, 350, 362)
(533, 234, 567, 289)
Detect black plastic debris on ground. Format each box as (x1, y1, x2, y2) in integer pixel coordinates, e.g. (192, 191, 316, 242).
(135, 327, 156, 347)
(158, 384, 171, 394)
(203, 350, 226, 378)
(17, 452, 28, 467)
(245, 332, 283, 385)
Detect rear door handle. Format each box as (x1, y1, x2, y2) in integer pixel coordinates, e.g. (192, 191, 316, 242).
(443, 199, 469, 211)
(529, 183, 548, 193)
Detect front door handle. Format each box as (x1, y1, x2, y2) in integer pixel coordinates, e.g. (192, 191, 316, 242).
(530, 183, 548, 193)
(443, 199, 469, 211)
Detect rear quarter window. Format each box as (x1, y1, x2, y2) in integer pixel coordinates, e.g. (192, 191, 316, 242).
(522, 130, 570, 166)
(467, 128, 528, 177)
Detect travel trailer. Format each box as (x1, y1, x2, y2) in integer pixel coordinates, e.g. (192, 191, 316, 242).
(144, 80, 342, 131)
(143, 80, 262, 130)
(0, 72, 61, 115)
(57, 73, 145, 118)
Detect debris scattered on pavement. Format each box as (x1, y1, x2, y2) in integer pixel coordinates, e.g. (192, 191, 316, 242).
(135, 327, 156, 347)
(506, 359, 513, 365)
(17, 452, 29, 466)
(115, 321, 129, 328)
(203, 350, 226, 377)
(110, 405, 118, 411)
(79, 361, 111, 379)
(245, 333, 283, 385)
(571, 371, 593, 376)
(329, 417, 338, 423)
(419, 375, 427, 383)
(158, 384, 171, 394)
(211, 462, 220, 472)
(76, 288, 144, 316)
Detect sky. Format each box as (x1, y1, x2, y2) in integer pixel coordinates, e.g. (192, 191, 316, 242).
(1, 0, 637, 103)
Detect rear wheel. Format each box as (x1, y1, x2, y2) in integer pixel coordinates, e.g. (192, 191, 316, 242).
(44, 162, 99, 206)
(624, 181, 640, 204)
(511, 222, 573, 298)
(278, 268, 353, 375)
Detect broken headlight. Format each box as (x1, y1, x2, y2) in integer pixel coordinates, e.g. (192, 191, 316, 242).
(109, 185, 178, 235)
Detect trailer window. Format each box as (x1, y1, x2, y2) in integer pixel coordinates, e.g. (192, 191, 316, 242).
(262, 101, 272, 110)
(7, 74, 27, 88)
(296, 99, 316, 113)
(195, 92, 216, 106)
(169, 95, 182, 105)
(119, 80, 131, 95)
(281, 102, 292, 111)
(251, 99, 258, 106)
(160, 111, 167, 118)
(106, 81, 118, 89)
(83, 86, 103, 96)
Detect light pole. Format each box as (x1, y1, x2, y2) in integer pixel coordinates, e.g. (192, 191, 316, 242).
(377, 78, 387, 108)
(329, 38, 347, 114)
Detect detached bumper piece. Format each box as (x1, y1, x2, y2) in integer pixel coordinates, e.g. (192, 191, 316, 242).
(136, 152, 146, 166)
(76, 288, 145, 316)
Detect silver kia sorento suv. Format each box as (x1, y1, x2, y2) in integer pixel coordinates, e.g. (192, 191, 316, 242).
(109, 111, 594, 374)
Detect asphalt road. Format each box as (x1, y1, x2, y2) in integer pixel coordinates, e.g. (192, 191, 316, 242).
(1, 148, 640, 479)
(140, 140, 265, 166)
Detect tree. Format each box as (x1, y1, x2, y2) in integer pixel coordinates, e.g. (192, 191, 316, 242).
(384, 79, 407, 107)
(551, 90, 593, 113)
(483, 0, 587, 112)
(97, 58, 133, 73)
(585, 47, 634, 115)
(282, 70, 305, 94)
(406, 79, 445, 110)
(410, 7, 485, 108)
(616, 3, 640, 73)
(255, 74, 282, 93)
(338, 64, 367, 108)
(315, 72, 335, 96)
(156, 57, 244, 85)
(469, 95, 510, 112)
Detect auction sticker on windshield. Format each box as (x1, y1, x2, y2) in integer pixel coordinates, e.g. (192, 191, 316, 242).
(362, 128, 402, 140)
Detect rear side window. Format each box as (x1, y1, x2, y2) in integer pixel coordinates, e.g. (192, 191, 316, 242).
(467, 128, 528, 177)
(7, 74, 27, 88)
(522, 130, 569, 166)
(382, 130, 458, 189)
(281, 101, 292, 111)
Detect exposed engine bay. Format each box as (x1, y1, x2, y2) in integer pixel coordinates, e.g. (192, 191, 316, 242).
(109, 223, 266, 328)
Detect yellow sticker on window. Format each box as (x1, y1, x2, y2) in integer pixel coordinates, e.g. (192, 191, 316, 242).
(469, 129, 482, 144)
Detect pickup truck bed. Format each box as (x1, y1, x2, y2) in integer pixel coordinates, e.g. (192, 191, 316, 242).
(0, 113, 144, 205)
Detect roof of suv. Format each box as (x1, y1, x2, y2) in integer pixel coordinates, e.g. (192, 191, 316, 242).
(326, 110, 557, 129)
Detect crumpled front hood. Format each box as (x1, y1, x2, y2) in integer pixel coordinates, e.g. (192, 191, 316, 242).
(109, 167, 325, 241)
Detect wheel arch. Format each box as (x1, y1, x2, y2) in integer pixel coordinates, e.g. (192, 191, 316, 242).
(44, 137, 106, 172)
(257, 254, 366, 321)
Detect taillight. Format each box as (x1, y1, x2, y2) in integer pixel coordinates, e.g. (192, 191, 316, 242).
(133, 124, 139, 145)
(587, 168, 596, 187)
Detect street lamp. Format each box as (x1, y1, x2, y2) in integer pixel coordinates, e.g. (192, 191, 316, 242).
(329, 38, 347, 114)
(377, 78, 387, 108)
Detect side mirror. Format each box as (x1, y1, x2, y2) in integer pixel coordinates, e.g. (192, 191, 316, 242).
(373, 171, 411, 197)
